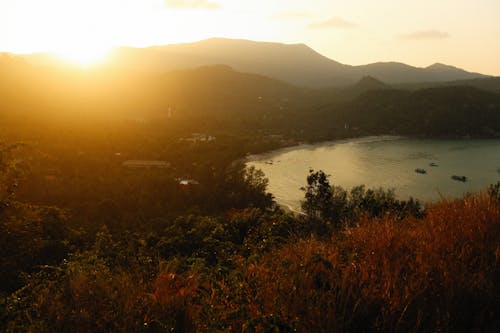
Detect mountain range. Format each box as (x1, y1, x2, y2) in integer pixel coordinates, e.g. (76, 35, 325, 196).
(17, 38, 489, 88)
(108, 38, 488, 87)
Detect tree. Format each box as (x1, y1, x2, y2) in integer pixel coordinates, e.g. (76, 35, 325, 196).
(301, 170, 335, 224)
(242, 166, 274, 208)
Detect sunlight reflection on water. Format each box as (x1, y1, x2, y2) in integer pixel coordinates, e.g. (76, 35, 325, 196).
(248, 137, 500, 211)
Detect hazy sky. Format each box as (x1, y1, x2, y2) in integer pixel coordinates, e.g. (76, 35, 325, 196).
(1, 0, 499, 74)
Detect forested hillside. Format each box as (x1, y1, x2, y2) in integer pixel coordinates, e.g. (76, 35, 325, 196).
(339, 86, 500, 136)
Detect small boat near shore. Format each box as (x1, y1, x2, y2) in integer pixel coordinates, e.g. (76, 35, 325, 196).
(429, 162, 439, 167)
(415, 168, 427, 174)
(451, 175, 467, 182)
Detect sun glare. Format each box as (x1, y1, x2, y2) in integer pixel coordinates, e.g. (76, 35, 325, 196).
(2, 0, 120, 67)
(53, 44, 112, 67)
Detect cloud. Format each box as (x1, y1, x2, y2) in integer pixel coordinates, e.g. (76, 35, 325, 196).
(400, 30, 450, 40)
(272, 11, 310, 20)
(308, 16, 356, 29)
(164, 0, 220, 10)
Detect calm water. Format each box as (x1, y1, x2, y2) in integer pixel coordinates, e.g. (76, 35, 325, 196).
(247, 136, 500, 211)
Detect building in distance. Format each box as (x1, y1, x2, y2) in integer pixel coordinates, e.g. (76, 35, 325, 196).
(123, 160, 171, 168)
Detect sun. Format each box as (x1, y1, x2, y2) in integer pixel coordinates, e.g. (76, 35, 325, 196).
(5, 0, 119, 68)
(53, 44, 113, 68)
(51, 22, 113, 68)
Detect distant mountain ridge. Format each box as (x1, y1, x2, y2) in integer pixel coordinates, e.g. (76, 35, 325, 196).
(104, 38, 353, 87)
(355, 61, 485, 85)
(100, 38, 488, 87)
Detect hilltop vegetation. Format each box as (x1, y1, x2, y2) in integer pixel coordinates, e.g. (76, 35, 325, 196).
(2, 148, 499, 331)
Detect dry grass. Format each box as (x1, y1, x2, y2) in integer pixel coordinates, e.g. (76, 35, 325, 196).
(206, 194, 500, 332)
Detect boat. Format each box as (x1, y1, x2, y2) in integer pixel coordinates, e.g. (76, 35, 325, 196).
(415, 168, 427, 174)
(429, 162, 439, 167)
(451, 175, 467, 182)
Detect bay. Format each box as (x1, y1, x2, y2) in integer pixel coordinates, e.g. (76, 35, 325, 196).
(247, 136, 500, 211)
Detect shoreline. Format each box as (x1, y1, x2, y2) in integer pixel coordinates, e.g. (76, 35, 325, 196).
(245, 135, 402, 163)
(245, 134, 500, 164)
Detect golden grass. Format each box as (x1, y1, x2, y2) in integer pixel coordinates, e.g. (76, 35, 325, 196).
(207, 194, 500, 332)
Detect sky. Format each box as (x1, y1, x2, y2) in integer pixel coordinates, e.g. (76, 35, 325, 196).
(1, 0, 499, 74)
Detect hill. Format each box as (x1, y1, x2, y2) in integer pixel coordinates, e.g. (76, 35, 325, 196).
(339, 86, 500, 137)
(355, 62, 485, 84)
(339, 75, 389, 99)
